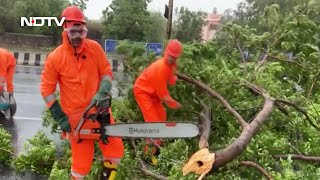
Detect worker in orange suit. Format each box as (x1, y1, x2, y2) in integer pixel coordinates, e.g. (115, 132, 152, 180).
(40, 5, 124, 180)
(133, 39, 183, 165)
(0, 48, 16, 111)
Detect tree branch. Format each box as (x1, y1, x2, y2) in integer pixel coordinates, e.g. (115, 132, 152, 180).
(236, 40, 246, 68)
(130, 139, 168, 180)
(253, 53, 269, 74)
(307, 70, 320, 97)
(275, 99, 320, 131)
(239, 161, 274, 180)
(198, 101, 212, 149)
(243, 82, 319, 130)
(211, 96, 275, 170)
(267, 55, 304, 69)
(273, 154, 320, 163)
(177, 73, 248, 129)
(236, 106, 263, 112)
(0, 147, 16, 157)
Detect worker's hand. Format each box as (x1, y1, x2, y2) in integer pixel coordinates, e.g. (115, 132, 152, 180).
(49, 101, 71, 133)
(164, 97, 182, 109)
(168, 75, 178, 86)
(91, 92, 106, 106)
(58, 116, 71, 133)
(0, 102, 9, 111)
(91, 79, 112, 106)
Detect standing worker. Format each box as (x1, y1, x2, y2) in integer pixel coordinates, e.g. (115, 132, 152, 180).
(0, 48, 16, 111)
(40, 6, 124, 180)
(133, 39, 183, 165)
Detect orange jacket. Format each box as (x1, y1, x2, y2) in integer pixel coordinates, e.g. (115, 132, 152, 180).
(0, 48, 16, 93)
(40, 31, 112, 115)
(133, 57, 177, 101)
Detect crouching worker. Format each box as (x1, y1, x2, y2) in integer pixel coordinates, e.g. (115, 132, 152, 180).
(133, 39, 183, 165)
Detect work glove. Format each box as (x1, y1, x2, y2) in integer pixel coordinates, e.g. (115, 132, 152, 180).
(91, 79, 112, 106)
(49, 101, 71, 133)
(0, 102, 9, 111)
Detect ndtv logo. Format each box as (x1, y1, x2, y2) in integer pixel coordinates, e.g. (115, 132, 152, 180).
(20, 17, 65, 27)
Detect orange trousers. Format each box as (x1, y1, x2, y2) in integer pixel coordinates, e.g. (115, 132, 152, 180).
(67, 108, 124, 178)
(133, 87, 165, 150)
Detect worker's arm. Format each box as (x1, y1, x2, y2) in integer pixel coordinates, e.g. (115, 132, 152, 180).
(0, 53, 8, 93)
(6, 53, 16, 94)
(41, 54, 59, 107)
(41, 54, 71, 132)
(154, 66, 181, 109)
(91, 42, 113, 105)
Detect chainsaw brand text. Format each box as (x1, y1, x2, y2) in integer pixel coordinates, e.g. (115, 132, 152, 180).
(129, 127, 159, 134)
(20, 17, 65, 27)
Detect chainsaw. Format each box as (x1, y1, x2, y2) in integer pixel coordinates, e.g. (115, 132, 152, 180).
(0, 92, 17, 120)
(72, 96, 200, 144)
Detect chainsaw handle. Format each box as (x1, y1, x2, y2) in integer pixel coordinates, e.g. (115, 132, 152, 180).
(82, 101, 96, 118)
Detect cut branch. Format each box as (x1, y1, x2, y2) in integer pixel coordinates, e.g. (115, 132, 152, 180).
(177, 73, 247, 129)
(130, 139, 168, 180)
(276, 99, 320, 131)
(198, 101, 212, 149)
(240, 161, 274, 180)
(211, 97, 275, 170)
(273, 154, 320, 163)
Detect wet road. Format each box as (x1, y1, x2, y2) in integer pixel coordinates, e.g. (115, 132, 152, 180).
(0, 66, 48, 180)
(1, 66, 46, 154)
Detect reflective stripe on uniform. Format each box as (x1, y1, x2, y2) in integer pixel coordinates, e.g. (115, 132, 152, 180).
(71, 170, 86, 179)
(102, 75, 112, 82)
(43, 93, 56, 104)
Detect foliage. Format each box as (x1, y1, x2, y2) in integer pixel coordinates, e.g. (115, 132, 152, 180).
(11, 131, 56, 175)
(49, 141, 103, 180)
(110, 0, 320, 179)
(173, 7, 206, 43)
(0, 125, 14, 165)
(2, 0, 320, 179)
(102, 0, 152, 41)
(0, 0, 69, 44)
(148, 12, 167, 43)
(86, 20, 104, 39)
(71, 0, 89, 10)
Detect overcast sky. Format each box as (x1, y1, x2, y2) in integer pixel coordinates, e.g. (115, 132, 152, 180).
(83, 0, 244, 20)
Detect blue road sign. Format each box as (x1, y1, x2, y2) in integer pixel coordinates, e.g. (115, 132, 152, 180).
(146, 43, 163, 55)
(105, 39, 118, 53)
